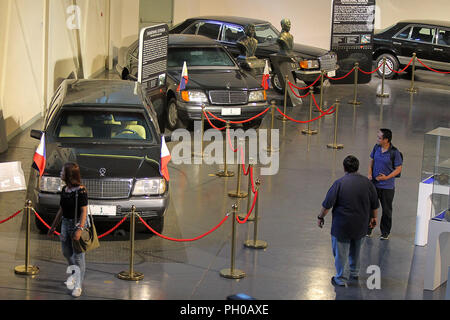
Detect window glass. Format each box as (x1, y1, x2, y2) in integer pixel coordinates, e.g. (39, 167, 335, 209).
(183, 23, 198, 35)
(395, 26, 411, 39)
(410, 26, 435, 43)
(55, 110, 151, 141)
(437, 29, 450, 46)
(254, 24, 279, 43)
(168, 47, 235, 67)
(223, 25, 245, 43)
(197, 22, 221, 39)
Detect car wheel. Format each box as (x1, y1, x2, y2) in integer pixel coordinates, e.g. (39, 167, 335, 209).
(144, 217, 164, 235)
(376, 53, 398, 79)
(242, 118, 262, 130)
(166, 98, 183, 131)
(271, 73, 284, 94)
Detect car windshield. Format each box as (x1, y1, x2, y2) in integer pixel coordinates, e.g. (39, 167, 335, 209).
(168, 47, 235, 67)
(254, 24, 280, 43)
(55, 109, 153, 142)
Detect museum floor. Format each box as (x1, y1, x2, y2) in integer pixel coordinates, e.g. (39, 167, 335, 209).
(0, 69, 449, 301)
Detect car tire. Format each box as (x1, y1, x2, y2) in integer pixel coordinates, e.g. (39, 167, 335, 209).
(166, 98, 184, 131)
(376, 53, 398, 79)
(35, 214, 57, 234)
(271, 73, 284, 94)
(144, 217, 164, 235)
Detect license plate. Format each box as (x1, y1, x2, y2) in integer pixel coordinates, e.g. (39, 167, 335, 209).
(221, 108, 241, 116)
(89, 205, 116, 216)
(327, 70, 336, 77)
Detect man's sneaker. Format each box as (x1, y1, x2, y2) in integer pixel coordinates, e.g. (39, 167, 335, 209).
(64, 275, 76, 290)
(380, 234, 390, 240)
(366, 229, 373, 238)
(72, 287, 82, 297)
(331, 276, 346, 287)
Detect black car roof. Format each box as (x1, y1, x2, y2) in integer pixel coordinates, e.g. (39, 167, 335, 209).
(186, 16, 272, 27)
(397, 20, 450, 28)
(168, 34, 221, 46)
(61, 79, 144, 106)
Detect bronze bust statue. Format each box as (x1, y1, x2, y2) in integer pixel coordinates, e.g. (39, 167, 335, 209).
(237, 24, 258, 58)
(277, 18, 294, 55)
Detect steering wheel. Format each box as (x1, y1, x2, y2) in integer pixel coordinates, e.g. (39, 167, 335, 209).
(115, 128, 138, 136)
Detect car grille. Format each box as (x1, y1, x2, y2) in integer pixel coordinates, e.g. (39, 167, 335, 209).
(209, 91, 248, 105)
(319, 53, 338, 72)
(82, 179, 132, 199)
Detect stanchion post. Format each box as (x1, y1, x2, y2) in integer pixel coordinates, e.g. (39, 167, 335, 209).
(264, 100, 279, 153)
(327, 99, 344, 149)
(276, 75, 289, 121)
(238, 163, 255, 221)
(228, 138, 248, 199)
(14, 200, 39, 275)
(302, 87, 318, 135)
(216, 121, 234, 177)
(377, 57, 389, 98)
(348, 62, 361, 105)
(192, 104, 205, 158)
(117, 206, 144, 281)
(244, 179, 268, 249)
(406, 53, 418, 93)
(314, 70, 325, 113)
(220, 204, 246, 279)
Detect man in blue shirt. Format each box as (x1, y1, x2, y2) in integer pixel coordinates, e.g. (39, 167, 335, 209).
(318, 155, 379, 286)
(367, 128, 403, 240)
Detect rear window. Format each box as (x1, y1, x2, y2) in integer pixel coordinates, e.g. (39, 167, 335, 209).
(54, 110, 153, 142)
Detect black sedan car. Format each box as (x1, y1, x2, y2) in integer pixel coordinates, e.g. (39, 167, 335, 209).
(116, 34, 268, 130)
(169, 16, 339, 91)
(29, 79, 169, 234)
(373, 20, 450, 79)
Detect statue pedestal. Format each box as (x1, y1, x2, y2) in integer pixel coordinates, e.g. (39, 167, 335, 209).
(237, 56, 265, 76)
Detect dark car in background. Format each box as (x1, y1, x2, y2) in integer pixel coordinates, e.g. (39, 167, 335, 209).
(116, 34, 268, 130)
(373, 20, 450, 79)
(29, 79, 169, 234)
(169, 16, 339, 91)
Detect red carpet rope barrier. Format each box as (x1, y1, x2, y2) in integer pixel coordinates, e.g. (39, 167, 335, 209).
(288, 75, 321, 90)
(325, 68, 354, 80)
(0, 209, 22, 225)
(288, 82, 312, 98)
(275, 104, 335, 124)
(205, 107, 270, 124)
(417, 58, 450, 74)
(203, 109, 226, 130)
(236, 190, 258, 224)
(33, 209, 60, 236)
(137, 213, 230, 242)
(358, 63, 383, 75)
(386, 56, 413, 73)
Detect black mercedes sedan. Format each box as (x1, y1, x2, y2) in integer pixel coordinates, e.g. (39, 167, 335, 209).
(116, 34, 268, 130)
(373, 20, 450, 79)
(29, 79, 169, 234)
(169, 16, 339, 91)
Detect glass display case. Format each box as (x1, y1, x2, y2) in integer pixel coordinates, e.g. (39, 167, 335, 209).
(422, 127, 450, 220)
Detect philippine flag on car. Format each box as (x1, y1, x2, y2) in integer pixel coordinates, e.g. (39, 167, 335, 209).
(261, 60, 270, 90)
(160, 136, 171, 181)
(32, 133, 46, 177)
(177, 61, 188, 92)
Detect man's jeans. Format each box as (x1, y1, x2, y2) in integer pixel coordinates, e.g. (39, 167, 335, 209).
(60, 218, 86, 287)
(331, 236, 365, 285)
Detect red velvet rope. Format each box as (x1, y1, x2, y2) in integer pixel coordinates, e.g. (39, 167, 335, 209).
(0, 209, 22, 224)
(287, 75, 321, 90)
(226, 127, 238, 153)
(288, 82, 312, 98)
(202, 109, 226, 130)
(325, 68, 355, 80)
(311, 93, 325, 113)
(236, 190, 258, 224)
(249, 166, 256, 194)
(417, 58, 450, 74)
(205, 107, 270, 124)
(386, 56, 413, 73)
(137, 213, 230, 242)
(276, 105, 335, 123)
(358, 63, 383, 75)
(97, 215, 128, 239)
(33, 209, 60, 235)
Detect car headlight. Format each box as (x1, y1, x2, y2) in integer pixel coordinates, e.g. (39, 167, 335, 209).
(248, 90, 266, 102)
(181, 90, 208, 103)
(133, 178, 166, 196)
(39, 177, 64, 193)
(299, 59, 320, 69)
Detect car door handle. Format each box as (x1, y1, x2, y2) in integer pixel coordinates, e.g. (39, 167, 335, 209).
(434, 47, 443, 52)
(393, 41, 402, 45)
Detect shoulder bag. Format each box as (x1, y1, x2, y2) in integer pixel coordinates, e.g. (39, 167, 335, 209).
(72, 188, 100, 254)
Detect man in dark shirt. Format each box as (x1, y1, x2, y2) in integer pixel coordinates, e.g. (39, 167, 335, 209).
(318, 155, 379, 286)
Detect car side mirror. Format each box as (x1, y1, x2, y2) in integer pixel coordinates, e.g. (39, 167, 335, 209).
(163, 133, 171, 143)
(30, 130, 43, 140)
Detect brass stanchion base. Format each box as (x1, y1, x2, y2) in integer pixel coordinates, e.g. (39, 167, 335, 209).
(238, 213, 255, 221)
(301, 129, 318, 135)
(117, 271, 144, 281)
(220, 268, 246, 279)
(348, 100, 361, 105)
(327, 143, 344, 149)
(406, 87, 417, 93)
(228, 191, 248, 198)
(275, 115, 288, 121)
(14, 265, 39, 275)
(244, 240, 268, 249)
(216, 171, 234, 178)
(376, 93, 390, 98)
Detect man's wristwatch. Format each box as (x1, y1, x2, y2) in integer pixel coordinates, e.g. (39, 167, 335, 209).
(317, 216, 324, 221)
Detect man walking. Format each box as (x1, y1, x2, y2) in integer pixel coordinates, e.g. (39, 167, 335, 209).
(318, 155, 379, 286)
(367, 128, 403, 240)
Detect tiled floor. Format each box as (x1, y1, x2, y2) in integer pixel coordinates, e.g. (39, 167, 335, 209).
(0, 69, 449, 300)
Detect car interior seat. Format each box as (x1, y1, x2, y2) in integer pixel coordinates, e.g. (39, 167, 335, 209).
(59, 115, 93, 138)
(111, 120, 146, 139)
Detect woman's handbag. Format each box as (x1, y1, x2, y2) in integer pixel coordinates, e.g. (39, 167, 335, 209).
(72, 189, 100, 254)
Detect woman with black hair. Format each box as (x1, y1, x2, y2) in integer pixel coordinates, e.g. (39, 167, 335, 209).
(48, 162, 88, 297)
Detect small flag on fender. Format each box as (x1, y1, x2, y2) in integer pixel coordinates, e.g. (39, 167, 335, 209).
(32, 133, 46, 177)
(177, 61, 189, 92)
(160, 136, 171, 181)
(261, 60, 270, 90)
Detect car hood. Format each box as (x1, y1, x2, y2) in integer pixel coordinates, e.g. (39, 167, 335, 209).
(256, 41, 329, 59)
(43, 142, 162, 179)
(168, 68, 261, 90)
